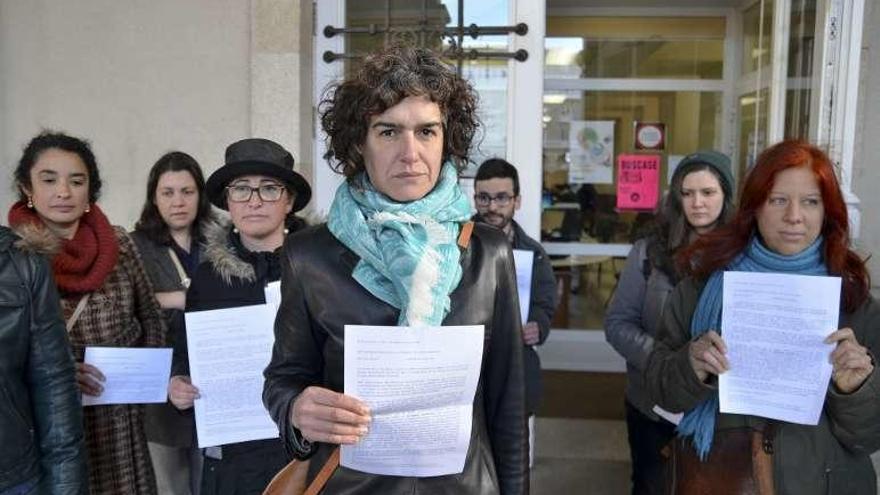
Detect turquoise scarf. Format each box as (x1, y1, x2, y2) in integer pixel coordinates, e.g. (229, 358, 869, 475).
(678, 235, 828, 459)
(327, 162, 472, 326)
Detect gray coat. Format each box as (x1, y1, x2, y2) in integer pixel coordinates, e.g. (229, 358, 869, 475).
(604, 238, 675, 420)
(647, 276, 880, 494)
(129, 229, 203, 447)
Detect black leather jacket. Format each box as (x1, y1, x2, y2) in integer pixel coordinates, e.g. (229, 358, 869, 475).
(264, 224, 528, 494)
(0, 226, 87, 494)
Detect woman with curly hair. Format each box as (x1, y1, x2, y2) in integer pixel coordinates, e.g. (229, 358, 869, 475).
(263, 45, 528, 494)
(9, 131, 165, 494)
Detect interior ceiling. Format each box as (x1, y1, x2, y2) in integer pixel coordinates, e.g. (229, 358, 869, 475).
(549, 0, 742, 7)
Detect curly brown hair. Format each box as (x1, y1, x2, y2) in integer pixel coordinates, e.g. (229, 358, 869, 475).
(319, 45, 480, 178)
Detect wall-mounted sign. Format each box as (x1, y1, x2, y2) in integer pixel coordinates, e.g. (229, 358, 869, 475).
(569, 120, 615, 184)
(616, 154, 660, 211)
(634, 122, 666, 151)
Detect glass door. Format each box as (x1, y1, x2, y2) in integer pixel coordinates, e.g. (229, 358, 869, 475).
(542, 8, 733, 332)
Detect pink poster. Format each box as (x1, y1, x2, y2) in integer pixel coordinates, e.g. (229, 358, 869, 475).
(616, 154, 660, 211)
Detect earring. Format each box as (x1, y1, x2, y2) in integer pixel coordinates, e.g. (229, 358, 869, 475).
(233, 227, 240, 234)
(27, 196, 34, 209)
(84, 204, 91, 213)
(284, 228, 290, 235)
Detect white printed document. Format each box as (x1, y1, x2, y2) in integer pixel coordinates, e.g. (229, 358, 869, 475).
(264, 281, 281, 315)
(81, 347, 172, 406)
(342, 325, 484, 477)
(512, 249, 534, 324)
(719, 271, 840, 425)
(185, 305, 279, 448)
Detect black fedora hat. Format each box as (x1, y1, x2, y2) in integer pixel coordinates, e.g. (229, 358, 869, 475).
(206, 138, 311, 212)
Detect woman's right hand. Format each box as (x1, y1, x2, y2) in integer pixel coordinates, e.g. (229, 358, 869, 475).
(290, 386, 371, 445)
(688, 330, 729, 382)
(168, 375, 200, 410)
(76, 362, 105, 396)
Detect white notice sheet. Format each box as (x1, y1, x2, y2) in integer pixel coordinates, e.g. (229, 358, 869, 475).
(185, 304, 279, 448)
(264, 281, 281, 316)
(512, 249, 534, 324)
(81, 347, 172, 406)
(342, 325, 484, 477)
(719, 271, 841, 425)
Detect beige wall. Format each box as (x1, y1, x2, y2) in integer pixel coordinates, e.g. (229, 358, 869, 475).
(854, 0, 880, 289)
(1, 1, 252, 228)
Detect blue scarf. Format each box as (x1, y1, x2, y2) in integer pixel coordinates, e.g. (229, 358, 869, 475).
(327, 162, 472, 326)
(678, 235, 828, 459)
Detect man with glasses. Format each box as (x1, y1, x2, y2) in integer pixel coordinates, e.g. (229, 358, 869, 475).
(473, 158, 558, 467)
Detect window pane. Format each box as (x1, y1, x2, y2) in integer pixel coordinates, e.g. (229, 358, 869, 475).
(542, 90, 722, 329)
(344, 0, 509, 169)
(737, 88, 770, 177)
(546, 17, 726, 79)
(785, 0, 817, 140)
(741, 0, 775, 75)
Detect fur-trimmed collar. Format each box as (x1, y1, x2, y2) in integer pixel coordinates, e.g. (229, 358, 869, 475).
(202, 218, 257, 285)
(11, 222, 63, 256)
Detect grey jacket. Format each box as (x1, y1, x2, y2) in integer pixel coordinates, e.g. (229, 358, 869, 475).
(647, 276, 880, 494)
(604, 238, 675, 419)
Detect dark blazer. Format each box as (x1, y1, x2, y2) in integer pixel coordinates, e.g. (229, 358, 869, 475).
(509, 220, 558, 414)
(0, 226, 87, 494)
(263, 223, 528, 494)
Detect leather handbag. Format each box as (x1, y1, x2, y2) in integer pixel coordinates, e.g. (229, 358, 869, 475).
(663, 426, 775, 495)
(263, 447, 340, 495)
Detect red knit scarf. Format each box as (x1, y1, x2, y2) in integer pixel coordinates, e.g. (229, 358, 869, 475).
(8, 201, 119, 294)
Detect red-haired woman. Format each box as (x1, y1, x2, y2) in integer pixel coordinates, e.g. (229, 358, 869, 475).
(646, 140, 879, 494)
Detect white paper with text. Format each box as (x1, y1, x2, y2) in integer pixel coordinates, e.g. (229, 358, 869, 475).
(186, 304, 279, 447)
(82, 347, 172, 406)
(719, 271, 840, 424)
(342, 325, 484, 477)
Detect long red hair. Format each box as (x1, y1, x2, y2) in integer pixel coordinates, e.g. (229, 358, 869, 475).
(679, 139, 869, 311)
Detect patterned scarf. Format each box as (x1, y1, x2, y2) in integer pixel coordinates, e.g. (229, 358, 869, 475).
(8, 201, 119, 294)
(328, 162, 472, 326)
(678, 235, 828, 459)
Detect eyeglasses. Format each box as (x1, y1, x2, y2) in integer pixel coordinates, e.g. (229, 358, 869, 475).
(474, 192, 515, 207)
(226, 183, 286, 203)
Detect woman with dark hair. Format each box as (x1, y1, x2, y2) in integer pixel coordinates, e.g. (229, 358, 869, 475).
(263, 46, 526, 494)
(130, 151, 220, 494)
(605, 150, 735, 494)
(646, 140, 879, 494)
(167, 138, 311, 494)
(8, 130, 165, 494)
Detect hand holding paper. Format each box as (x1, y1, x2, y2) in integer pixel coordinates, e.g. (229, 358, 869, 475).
(825, 327, 874, 393)
(290, 386, 371, 445)
(688, 330, 729, 382)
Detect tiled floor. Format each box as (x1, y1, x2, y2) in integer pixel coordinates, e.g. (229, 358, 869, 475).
(531, 417, 631, 494)
(533, 417, 880, 494)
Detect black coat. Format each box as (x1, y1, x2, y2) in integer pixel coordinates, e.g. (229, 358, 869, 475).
(0, 226, 87, 494)
(173, 226, 291, 495)
(263, 223, 528, 495)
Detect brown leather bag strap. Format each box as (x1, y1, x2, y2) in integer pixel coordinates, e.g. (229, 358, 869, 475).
(457, 221, 474, 250)
(304, 447, 340, 495)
